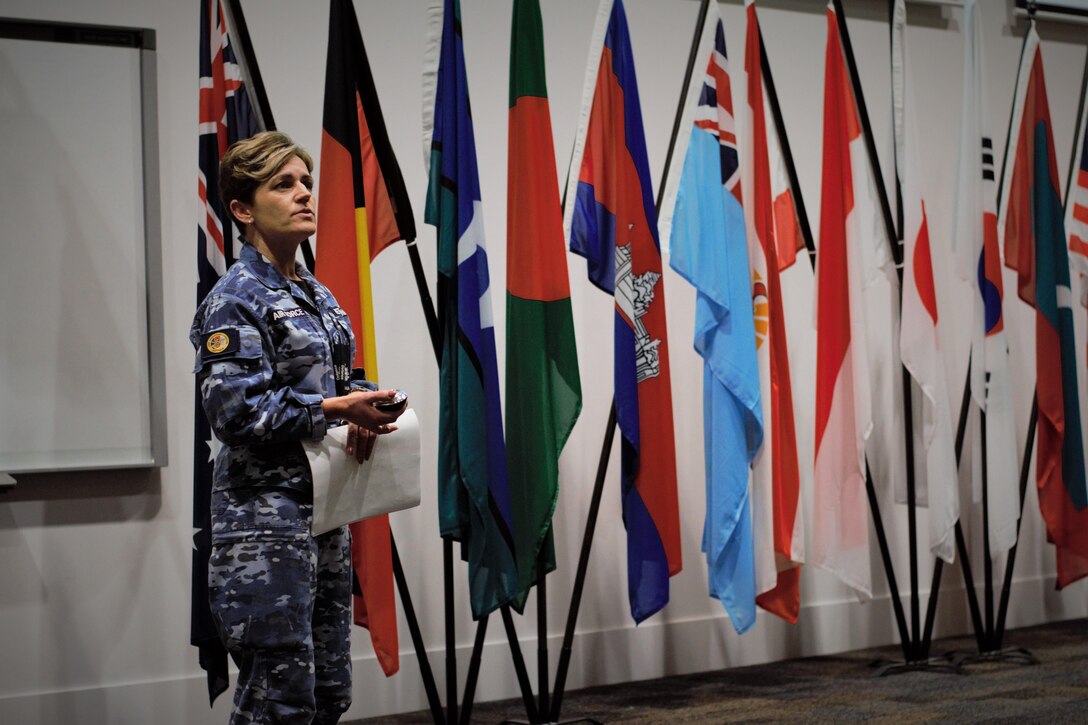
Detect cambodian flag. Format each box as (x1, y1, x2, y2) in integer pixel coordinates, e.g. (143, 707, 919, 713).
(999, 21, 1088, 588)
(564, 0, 681, 623)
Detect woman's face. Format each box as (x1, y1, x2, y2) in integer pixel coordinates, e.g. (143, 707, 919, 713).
(233, 155, 316, 245)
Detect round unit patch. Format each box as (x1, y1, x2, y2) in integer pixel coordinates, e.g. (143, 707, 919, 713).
(206, 331, 231, 354)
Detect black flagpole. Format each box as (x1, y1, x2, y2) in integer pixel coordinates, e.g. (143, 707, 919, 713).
(834, 0, 915, 664)
(986, 5, 1039, 659)
(221, 0, 448, 717)
(834, 0, 959, 672)
(955, 6, 1060, 665)
(222, 0, 314, 271)
(762, 0, 921, 659)
(549, 1, 710, 720)
(762, 1, 918, 660)
(757, 26, 816, 268)
(765, 0, 915, 666)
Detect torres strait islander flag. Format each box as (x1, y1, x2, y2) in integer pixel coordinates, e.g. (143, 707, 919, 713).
(661, 3, 763, 634)
(951, 0, 1019, 555)
(999, 22, 1088, 588)
(194, 0, 258, 702)
(424, 0, 518, 617)
(505, 0, 582, 612)
(564, 0, 681, 624)
(812, 3, 876, 599)
(741, 0, 804, 622)
(891, 0, 958, 563)
(316, 0, 418, 675)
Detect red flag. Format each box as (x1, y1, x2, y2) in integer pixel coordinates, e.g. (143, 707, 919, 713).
(742, 0, 803, 623)
(316, 0, 417, 674)
(999, 23, 1088, 588)
(812, 5, 876, 598)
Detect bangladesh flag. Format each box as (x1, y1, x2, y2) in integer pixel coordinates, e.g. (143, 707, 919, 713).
(505, 0, 582, 611)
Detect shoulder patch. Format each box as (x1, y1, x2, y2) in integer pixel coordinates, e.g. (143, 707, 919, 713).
(202, 329, 240, 357)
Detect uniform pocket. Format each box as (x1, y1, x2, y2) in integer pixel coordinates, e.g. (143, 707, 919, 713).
(210, 486, 313, 542)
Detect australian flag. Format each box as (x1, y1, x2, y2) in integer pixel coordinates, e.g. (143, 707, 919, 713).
(193, 0, 258, 703)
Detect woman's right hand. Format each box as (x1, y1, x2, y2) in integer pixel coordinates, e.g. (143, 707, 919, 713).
(322, 389, 406, 432)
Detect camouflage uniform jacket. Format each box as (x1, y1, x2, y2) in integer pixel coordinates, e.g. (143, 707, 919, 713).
(191, 243, 357, 494)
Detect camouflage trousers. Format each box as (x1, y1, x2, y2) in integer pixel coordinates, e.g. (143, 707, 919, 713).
(209, 486, 352, 725)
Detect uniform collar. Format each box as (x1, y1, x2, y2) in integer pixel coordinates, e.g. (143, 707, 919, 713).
(240, 242, 318, 291)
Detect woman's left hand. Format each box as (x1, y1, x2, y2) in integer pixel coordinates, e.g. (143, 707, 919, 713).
(345, 422, 377, 462)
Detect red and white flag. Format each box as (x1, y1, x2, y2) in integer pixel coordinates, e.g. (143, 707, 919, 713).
(950, 0, 1019, 554)
(891, 0, 958, 563)
(1068, 59, 1088, 304)
(812, 2, 886, 599)
(741, 0, 804, 623)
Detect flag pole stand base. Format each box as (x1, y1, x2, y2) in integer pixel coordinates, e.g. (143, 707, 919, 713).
(945, 647, 1038, 668)
(868, 657, 965, 678)
(500, 714, 604, 718)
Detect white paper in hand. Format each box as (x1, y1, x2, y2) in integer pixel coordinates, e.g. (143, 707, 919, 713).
(303, 409, 421, 535)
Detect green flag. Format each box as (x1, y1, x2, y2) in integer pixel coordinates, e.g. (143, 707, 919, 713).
(505, 0, 582, 610)
(425, 0, 518, 618)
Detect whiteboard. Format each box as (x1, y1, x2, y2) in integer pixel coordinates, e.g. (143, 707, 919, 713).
(0, 20, 165, 474)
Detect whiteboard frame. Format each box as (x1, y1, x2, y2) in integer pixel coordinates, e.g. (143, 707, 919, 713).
(0, 18, 165, 475)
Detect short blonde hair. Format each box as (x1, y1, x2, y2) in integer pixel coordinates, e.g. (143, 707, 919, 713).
(219, 131, 314, 223)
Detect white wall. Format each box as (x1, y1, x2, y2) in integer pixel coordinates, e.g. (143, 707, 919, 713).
(1, 1, 1086, 723)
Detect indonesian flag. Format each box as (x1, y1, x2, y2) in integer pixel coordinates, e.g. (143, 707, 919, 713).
(951, 0, 1019, 555)
(999, 21, 1088, 588)
(812, 3, 881, 599)
(891, 0, 958, 563)
(741, 0, 804, 623)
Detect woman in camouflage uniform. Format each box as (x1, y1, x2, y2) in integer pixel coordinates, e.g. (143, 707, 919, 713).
(191, 131, 406, 725)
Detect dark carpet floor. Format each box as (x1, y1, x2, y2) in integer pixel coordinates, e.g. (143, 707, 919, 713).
(350, 618, 1087, 724)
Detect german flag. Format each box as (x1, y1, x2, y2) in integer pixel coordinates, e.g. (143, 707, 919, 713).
(316, 0, 416, 676)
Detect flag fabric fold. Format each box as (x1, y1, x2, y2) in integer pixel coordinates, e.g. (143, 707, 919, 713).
(811, 3, 877, 599)
(316, 0, 418, 675)
(998, 22, 1088, 588)
(661, 3, 762, 634)
(891, 0, 959, 564)
(505, 0, 582, 612)
(741, 0, 804, 623)
(194, 0, 258, 702)
(424, 0, 518, 618)
(950, 0, 1019, 555)
(564, 0, 681, 624)
(1068, 63, 1088, 304)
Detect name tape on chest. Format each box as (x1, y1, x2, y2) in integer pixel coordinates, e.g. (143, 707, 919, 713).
(271, 307, 308, 322)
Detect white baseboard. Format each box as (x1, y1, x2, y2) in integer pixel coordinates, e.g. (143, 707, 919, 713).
(1, 573, 1082, 725)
